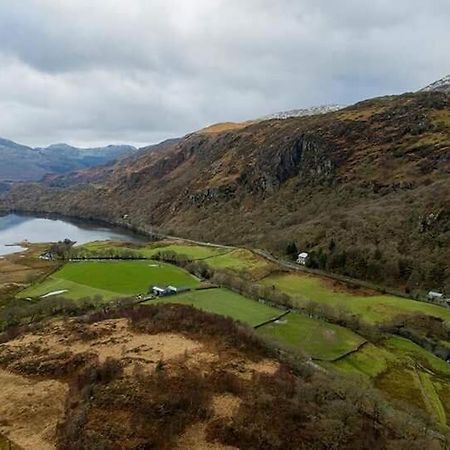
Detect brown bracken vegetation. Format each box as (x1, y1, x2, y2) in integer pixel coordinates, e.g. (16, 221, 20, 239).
(0, 303, 447, 449)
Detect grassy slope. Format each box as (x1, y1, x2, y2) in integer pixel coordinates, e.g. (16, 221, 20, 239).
(258, 312, 365, 361)
(79, 240, 230, 260)
(332, 336, 450, 425)
(262, 272, 450, 323)
(205, 249, 269, 272)
(152, 288, 280, 327)
(18, 260, 200, 299)
(77, 241, 273, 278)
(153, 287, 365, 360)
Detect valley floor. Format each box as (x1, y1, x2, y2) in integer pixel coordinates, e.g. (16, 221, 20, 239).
(1, 237, 450, 446)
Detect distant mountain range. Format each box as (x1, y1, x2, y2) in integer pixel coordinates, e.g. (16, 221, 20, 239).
(0, 139, 137, 182)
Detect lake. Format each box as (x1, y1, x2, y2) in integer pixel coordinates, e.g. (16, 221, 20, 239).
(0, 214, 141, 256)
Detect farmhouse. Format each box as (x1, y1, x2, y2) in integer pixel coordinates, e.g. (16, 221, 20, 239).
(296, 252, 309, 265)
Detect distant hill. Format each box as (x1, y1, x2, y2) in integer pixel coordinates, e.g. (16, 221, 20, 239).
(41, 138, 181, 187)
(0, 139, 138, 182)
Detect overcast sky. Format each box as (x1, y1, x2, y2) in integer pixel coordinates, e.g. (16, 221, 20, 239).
(0, 0, 449, 148)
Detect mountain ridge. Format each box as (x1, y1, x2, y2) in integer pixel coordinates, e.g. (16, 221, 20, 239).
(3, 89, 450, 294)
(0, 138, 138, 182)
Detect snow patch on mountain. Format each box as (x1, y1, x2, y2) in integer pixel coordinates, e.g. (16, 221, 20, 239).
(420, 75, 450, 93)
(259, 105, 344, 121)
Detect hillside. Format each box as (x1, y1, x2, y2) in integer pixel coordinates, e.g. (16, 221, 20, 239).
(0, 138, 138, 182)
(3, 90, 450, 293)
(0, 304, 443, 449)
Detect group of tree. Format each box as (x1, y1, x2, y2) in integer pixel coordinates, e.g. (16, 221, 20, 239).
(286, 239, 448, 295)
(70, 246, 143, 260)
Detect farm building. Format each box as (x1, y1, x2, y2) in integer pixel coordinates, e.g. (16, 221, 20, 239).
(150, 285, 191, 296)
(151, 286, 176, 297)
(296, 252, 309, 265)
(428, 291, 445, 301)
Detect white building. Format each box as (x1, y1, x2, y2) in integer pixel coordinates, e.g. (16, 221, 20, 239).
(296, 252, 309, 265)
(428, 291, 444, 301)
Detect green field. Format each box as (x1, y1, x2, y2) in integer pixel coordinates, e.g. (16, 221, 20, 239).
(332, 337, 450, 425)
(258, 312, 366, 361)
(77, 241, 273, 278)
(152, 288, 280, 327)
(152, 287, 365, 360)
(205, 249, 273, 276)
(18, 261, 200, 300)
(147, 243, 230, 260)
(76, 240, 230, 260)
(261, 272, 450, 323)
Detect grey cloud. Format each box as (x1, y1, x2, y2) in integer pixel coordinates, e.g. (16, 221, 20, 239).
(0, 0, 449, 147)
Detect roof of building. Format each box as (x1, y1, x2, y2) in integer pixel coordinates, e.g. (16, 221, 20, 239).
(298, 252, 309, 258)
(153, 286, 167, 292)
(428, 291, 444, 297)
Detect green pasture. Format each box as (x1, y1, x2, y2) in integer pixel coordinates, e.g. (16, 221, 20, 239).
(152, 287, 365, 361)
(332, 336, 450, 425)
(258, 312, 366, 361)
(205, 249, 273, 276)
(261, 272, 450, 323)
(76, 240, 230, 260)
(77, 241, 273, 278)
(18, 260, 200, 300)
(151, 288, 280, 327)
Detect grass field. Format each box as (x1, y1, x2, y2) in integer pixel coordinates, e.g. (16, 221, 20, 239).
(147, 243, 230, 259)
(152, 288, 281, 327)
(77, 240, 230, 260)
(258, 312, 366, 361)
(152, 287, 365, 360)
(77, 241, 274, 279)
(332, 336, 450, 425)
(18, 261, 200, 300)
(205, 249, 273, 278)
(261, 272, 450, 323)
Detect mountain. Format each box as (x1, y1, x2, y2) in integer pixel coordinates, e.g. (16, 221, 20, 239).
(3, 89, 450, 293)
(0, 139, 138, 182)
(420, 74, 450, 93)
(259, 104, 344, 120)
(41, 138, 181, 187)
(0, 138, 44, 181)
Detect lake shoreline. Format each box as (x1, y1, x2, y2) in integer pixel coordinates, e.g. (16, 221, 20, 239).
(0, 212, 148, 257)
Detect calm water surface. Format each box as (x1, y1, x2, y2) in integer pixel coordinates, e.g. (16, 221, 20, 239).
(0, 214, 141, 256)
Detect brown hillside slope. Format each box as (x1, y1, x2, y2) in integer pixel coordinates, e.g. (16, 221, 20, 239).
(0, 305, 443, 449)
(3, 91, 450, 292)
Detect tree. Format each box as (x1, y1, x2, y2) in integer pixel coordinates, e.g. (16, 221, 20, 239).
(286, 241, 298, 260)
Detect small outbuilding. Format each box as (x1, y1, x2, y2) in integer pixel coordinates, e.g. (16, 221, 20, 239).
(296, 252, 309, 265)
(151, 286, 175, 297)
(428, 291, 445, 301)
(150, 285, 191, 297)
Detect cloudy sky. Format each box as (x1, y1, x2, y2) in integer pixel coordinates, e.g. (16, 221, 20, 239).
(0, 0, 449, 147)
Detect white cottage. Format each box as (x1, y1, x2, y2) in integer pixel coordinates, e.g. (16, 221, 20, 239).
(296, 252, 309, 265)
